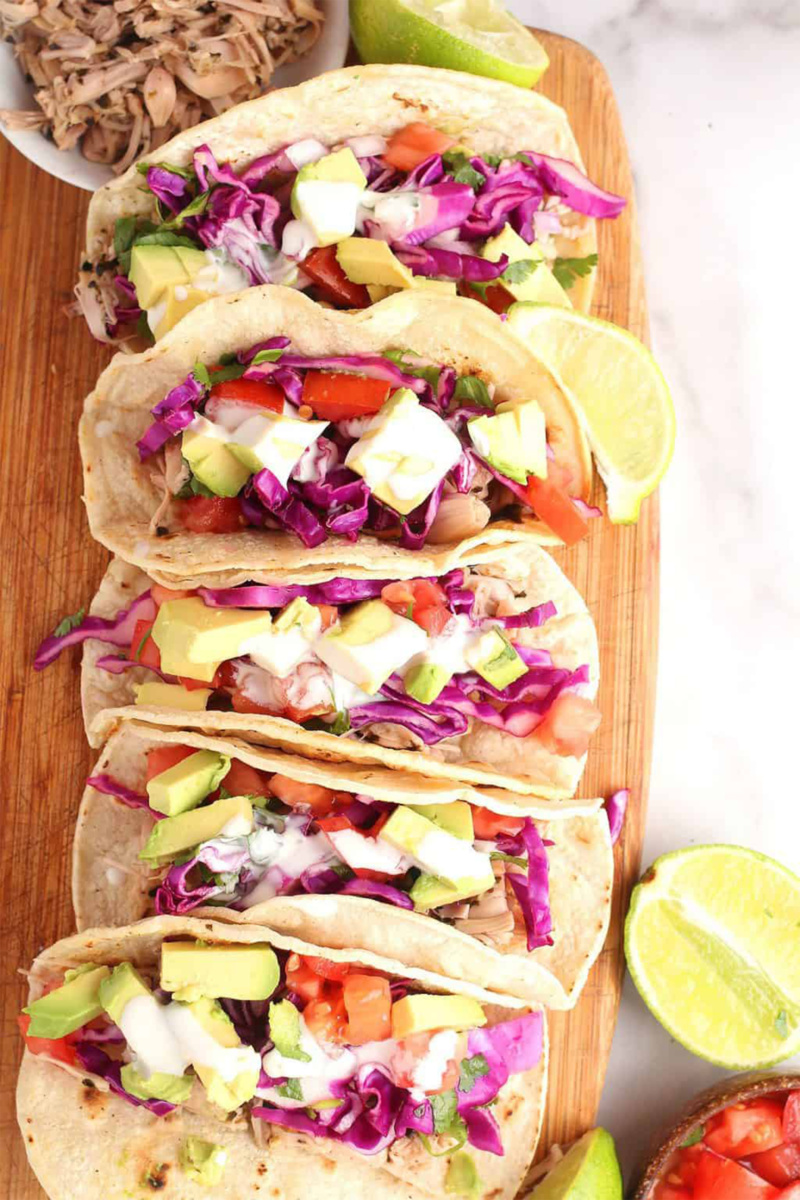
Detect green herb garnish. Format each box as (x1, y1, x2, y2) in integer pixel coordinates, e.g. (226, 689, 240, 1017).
(552, 253, 599, 290)
(53, 608, 86, 638)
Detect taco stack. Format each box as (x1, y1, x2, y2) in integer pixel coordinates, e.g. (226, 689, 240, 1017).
(17, 915, 547, 1200)
(77, 64, 625, 347)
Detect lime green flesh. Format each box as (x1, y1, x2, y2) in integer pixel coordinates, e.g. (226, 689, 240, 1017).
(507, 303, 675, 523)
(528, 1129, 622, 1200)
(626, 844, 800, 1068)
(350, 0, 549, 88)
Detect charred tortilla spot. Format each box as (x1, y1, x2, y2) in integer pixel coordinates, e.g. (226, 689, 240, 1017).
(144, 1162, 170, 1190)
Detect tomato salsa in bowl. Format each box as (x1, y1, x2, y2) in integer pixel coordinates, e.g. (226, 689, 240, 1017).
(635, 1073, 800, 1200)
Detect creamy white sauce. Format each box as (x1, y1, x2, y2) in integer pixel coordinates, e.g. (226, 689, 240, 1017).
(219, 814, 255, 838)
(327, 828, 411, 875)
(243, 624, 317, 680)
(119, 993, 261, 1083)
(414, 829, 493, 884)
(263, 1017, 356, 1083)
(105, 866, 125, 886)
(314, 611, 426, 695)
(409, 1030, 459, 1102)
(330, 671, 381, 711)
(165, 1003, 260, 1082)
(405, 613, 477, 679)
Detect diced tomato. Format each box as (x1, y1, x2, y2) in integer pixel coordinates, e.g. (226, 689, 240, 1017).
(316, 814, 392, 881)
(521, 472, 590, 546)
(17, 1014, 78, 1066)
(693, 1148, 780, 1198)
(381, 579, 450, 635)
(749, 1144, 800, 1187)
(343, 974, 392, 1045)
(145, 744, 195, 783)
(460, 281, 515, 315)
(313, 604, 339, 631)
(285, 954, 326, 1003)
(301, 370, 390, 423)
(303, 994, 348, 1044)
(391, 1031, 462, 1094)
(177, 496, 246, 534)
(785, 1094, 800, 1143)
(316, 814, 353, 836)
(653, 1187, 692, 1200)
(471, 806, 527, 840)
(384, 122, 454, 172)
(150, 584, 196, 607)
(129, 619, 161, 670)
(305, 957, 351, 982)
(367, 812, 391, 840)
(534, 692, 602, 758)
(302, 245, 371, 309)
(206, 378, 284, 420)
(283, 701, 333, 725)
(706, 1100, 787, 1160)
(222, 759, 273, 799)
(269, 774, 340, 817)
(176, 674, 215, 691)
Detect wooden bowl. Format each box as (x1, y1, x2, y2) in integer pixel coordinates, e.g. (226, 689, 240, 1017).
(632, 1070, 800, 1199)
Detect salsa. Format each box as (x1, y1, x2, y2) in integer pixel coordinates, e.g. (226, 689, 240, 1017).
(653, 1091, 800, 1199)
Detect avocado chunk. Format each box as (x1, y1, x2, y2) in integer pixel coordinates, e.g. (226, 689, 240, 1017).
(134, 681, 212, 710)
(366, 283, 397, 303)
(467, 397, 547, 485)
(160, 942, 280, 1001)
(268, 999, 311, 1062)
(381, 806, 494, 896)
(410, 872, 486, 912)
(290, 148, 367, 247)
(187, 441, 251, 499)
(336, 238, 414, 288)
(177, 998, 259, 1112)
(404, 661, 452, 704)
(180, 1137, 228, 1187)
(120, 1064, 193, 1104)
(24, 964, 110, 1039)
(146, 749, 231, 818)
(171, 247, 208, 277)
(152, 284, 212, 342)
(408, 802, 474, 841)
(99, 962, 151, 1026)
(152, 596, 274, 678)
(274, 596, 319, 637)
(391, 993, 487, 1040)
(129, 245, 188, 309)
(140, 796, 254, 864)
(481, 225, 572, 308)
(315, 598, 427, 695)
(464, 628, 527, 690)
(412, 278, 458, 295)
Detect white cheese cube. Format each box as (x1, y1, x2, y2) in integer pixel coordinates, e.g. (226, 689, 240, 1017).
(315, 600, 427, 695)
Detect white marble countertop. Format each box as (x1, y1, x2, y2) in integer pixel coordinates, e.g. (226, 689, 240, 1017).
(509, 0, 800, 1184)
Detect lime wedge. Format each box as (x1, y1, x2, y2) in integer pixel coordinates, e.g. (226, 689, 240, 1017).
(626, 845, 800, 1069)
(507, 303, 675, 522)
(527, 1129, 622, 1200)
(350, 0, 549, 89)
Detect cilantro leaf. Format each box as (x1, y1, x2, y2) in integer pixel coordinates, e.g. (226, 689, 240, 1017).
(53, 608, 86, 638)
(501, 259, 539, 285)
(160, 190, 210, 230)
(458, 1053, 490, 1095)
(453, 375, 491, 407)
(192, 361, 212, 387)
(680, 1126, 705, 1148)
(251, 348, 284, 365)
(442, 151, 485, 191)
(114, 217, 137, 261)
(276, 1079, 303, 1101)
(327, 711, 351, 736)
(430, 1090, 459, 1134)
(203, 361, 246, 385)
(552, 253, 599, 291)
(490, 851, 527, 869)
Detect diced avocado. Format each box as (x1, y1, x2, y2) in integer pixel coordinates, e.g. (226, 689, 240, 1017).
(336, 238, 414, 288)
(186, 996, 240, 1048)
(140, 796, 253, 864)
(409, 873, 466, 912)
(467, 398, 547, 485)
(180, 1137, 228, 1187)
(99, 962, 151, 1026)
(315, 598, 427, 695)
(327, 599, 393, 647)
(367, 284, 398, 303)
(409, 802, 474, 841)
(381, 805, 441, 857)
(172, 247, 208, 277)
(152, 596, 273, 673)
(120, 1064, 193, 1104)
(391, 993, 487, 1040)
(160, 942, 280, 1001)
(274, 596, 320, 638)
(153, 284, 211, 341)
(382, 806, 493, 895)
(291, 149, 366, 247)
(24, 964, 110, 1039)
(481, 225, 572, 308)
(412, 278, 458, 295)
(190, 442, 251, 499)
(146, 749, 230, 818)
(445, 1151, 483, 1200)
(129, 245, 187, 309)
(134, 681, 212, 710)
(404, 661, 452, 704)
(183, 998, 259, 1112)
(464, 629, 527, 690)
(269, 999, 311, 1062)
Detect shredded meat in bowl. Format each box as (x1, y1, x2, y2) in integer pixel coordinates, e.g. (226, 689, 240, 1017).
(0, 0, 323, 172)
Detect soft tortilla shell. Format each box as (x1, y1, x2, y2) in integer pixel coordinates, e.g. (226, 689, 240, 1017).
(18, 915, 546, 1200)
(85, 63, 597, 314)
(79, 286, 592, 585)
(83, 543, 598, 800)
(73, 719, 611, 1007)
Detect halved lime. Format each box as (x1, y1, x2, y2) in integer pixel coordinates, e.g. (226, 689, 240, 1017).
(507, 303, 675, 522)
(350, 0, 549, 89)
(626, 845, 800, 1069)
(527, 1129, 623, 1200)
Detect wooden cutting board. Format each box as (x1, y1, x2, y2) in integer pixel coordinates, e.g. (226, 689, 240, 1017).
(0, 29, 655, 1196)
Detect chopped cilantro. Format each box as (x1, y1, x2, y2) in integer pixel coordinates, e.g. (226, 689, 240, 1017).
(53, 608, 86, 638)
(276, 1079, 303, 1101)
(458, 1054, 490, 1094)
(251, 348, 284, 365)
(453, 375, 491, 407)
(192, 361, 212, 387)
(501, 259, 539, 285)
(680, 1126, 705, 1148)
(552, 253, 599, 291)
(490, 851, 527, 869)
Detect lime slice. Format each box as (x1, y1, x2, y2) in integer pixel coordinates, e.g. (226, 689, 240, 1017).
(350, 0, 549, 89)
(507, 303, 675, 522)
(626, 845, 800, 1069)
(527, 1129, 622, 1200)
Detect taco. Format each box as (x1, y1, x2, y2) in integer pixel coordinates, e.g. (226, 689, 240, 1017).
(38, 543, 600, 795)
(72, 718, 613, 1007)
(77, 64, 625, 346)
(17, 914, 548, 1200)
(80, 288, 599, 588)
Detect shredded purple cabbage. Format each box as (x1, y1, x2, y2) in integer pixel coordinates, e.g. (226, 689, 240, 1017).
(86, 774, 158, 816)
(605, 788, 629, 845)
(496, 820, 553, 951)
(75, 1044, 175, 1115)
(34, 590, 155, 669)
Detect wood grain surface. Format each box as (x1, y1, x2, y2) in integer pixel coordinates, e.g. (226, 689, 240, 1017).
(0, 29, 656, 1196)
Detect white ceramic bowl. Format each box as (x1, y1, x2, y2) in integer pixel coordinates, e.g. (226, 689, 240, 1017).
(0, 0, 350, 191)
